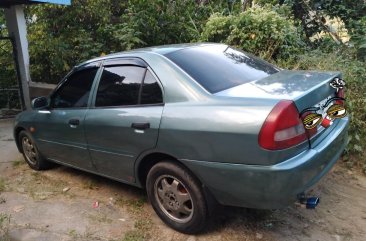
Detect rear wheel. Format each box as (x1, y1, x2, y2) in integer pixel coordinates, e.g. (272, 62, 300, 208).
(146, 161, 208, 234)
(19, 130, 50, 170)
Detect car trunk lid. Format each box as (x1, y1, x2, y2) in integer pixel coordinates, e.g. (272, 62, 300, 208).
(215, 70, 344, 146)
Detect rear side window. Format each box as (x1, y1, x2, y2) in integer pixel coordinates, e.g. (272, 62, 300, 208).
(51, 68, 97, 108)
(141, 70, 163, 105)
(96, 66, 145, 107)
(165, 45, 280, 93)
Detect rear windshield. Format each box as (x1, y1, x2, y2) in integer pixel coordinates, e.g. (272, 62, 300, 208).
(165, 45, 280, 93)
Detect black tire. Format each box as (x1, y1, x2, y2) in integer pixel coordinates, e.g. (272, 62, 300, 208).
(18, 130, 50, 170)
(146, 161, 208, 234)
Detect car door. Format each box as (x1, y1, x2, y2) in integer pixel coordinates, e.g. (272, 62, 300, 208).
(84, 58, 164, 182)
(34, 63, 100, 171)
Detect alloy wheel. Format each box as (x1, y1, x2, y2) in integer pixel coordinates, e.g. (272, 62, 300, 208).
(21, 136, 38, 165)
(154, 175, 194, 223)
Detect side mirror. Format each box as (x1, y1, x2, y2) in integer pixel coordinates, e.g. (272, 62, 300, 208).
(31, 96, 48, 109)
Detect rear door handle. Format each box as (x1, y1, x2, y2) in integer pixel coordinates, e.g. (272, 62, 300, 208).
(68, 119, 80, 128)
(131, 122, 150, 130)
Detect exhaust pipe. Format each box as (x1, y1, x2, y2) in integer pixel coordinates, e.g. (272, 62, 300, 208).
(297, 194, 320, 209)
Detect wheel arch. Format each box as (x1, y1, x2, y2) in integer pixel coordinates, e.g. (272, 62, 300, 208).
(14, 126, 26, 152)
(135, 151, 206, 188)
(136, 150, 217, 202)
(135, 151, 182, 188)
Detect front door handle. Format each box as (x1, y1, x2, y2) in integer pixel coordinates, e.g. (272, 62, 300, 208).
(131, 122, 150, 130)
(68, 119, 80, 128)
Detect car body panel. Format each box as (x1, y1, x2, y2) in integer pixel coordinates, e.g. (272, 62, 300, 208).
(84, 105, 163, 182)
(216, 70, 340, 111)
(32, 108, 94, 170)
(156, 98, 309, 166)
(180, 117, 348, 209)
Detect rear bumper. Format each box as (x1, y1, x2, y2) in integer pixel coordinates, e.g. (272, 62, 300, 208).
(181, 117, 349, 209)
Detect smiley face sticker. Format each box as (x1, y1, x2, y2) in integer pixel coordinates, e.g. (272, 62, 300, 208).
(327, 104, 347, 119)
(302, 112, 323, 130)
(300, 98, 347, 130)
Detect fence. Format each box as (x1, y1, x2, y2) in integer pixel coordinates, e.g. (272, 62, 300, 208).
(0, 88, 21, 118)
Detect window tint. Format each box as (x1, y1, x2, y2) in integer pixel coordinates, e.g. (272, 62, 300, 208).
(165, 45, 280, 93)
(141, 70, 163, 104)
(95, 66, 145, 107)
(52, 68, 97, 108)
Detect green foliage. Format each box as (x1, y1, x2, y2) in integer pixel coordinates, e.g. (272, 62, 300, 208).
(258, 0, 366, 60)
(309, 0, 366, 29)
(278, 49, 366, 165)
(305, 0, 366, 60)
(199, 13, 234, 42)
(0, 9, 5, 33)
(26, 0, 117, 83)
(350, 16, 366, 61)
(200, 6, 305, 59)
(125, 0, 225, 46)
(25, 0, 230, 83)
(0, 39, 16, 89)
(0, 10, 15, 87)
(256, 0, 281, 5)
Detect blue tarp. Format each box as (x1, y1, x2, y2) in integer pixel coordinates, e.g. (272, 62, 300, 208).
(31, 0, 71, 5)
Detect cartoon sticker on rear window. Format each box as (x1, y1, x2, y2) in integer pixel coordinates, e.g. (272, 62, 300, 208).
(300, 78, 347, 130)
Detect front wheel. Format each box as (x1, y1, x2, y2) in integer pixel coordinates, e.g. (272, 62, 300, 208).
(19, 130, 50, 170)
(146, 161, 208, 234)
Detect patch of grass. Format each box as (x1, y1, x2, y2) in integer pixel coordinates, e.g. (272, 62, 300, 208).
(88, 212, 113, 224)
(116, 197, 146, 214)
(0, 178, 6, 192)
(116, 196, 153, 241)
(82, 179, 99, 190)
(122, 230, 145, 241)
(22, 172, 68, 200)
(134, 219, 153, 233)
(12, 159, 25, 168)
(68, 229, 79, 239)
(122, 218, 153, 241)
(0, 213, 10, 228)
(67, 228, 97, 240)
(0, 213, 11, 239)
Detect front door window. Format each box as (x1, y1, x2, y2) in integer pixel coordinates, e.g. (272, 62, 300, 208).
(51, 68, 97, 108)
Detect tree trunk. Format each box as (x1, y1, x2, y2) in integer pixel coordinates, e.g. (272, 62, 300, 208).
(242, 0, 252, 12)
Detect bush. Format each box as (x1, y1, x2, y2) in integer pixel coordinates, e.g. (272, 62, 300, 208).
(200, 6, 306, 59)
(125, 0, 218, 46)
(350, 16, 366, 61)
(25, 0, 224, 83)
(278, 49, 366, 170)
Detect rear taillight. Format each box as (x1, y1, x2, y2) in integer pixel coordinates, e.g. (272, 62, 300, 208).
(258, 100, 307, 150)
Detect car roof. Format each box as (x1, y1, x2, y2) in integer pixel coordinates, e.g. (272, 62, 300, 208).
(77, 42, 226, 67)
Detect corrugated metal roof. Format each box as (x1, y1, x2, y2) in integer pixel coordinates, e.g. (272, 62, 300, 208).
(0, 0, 70, 7)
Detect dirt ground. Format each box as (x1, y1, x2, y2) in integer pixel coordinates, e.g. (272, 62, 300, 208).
(1, 119, 366, 241)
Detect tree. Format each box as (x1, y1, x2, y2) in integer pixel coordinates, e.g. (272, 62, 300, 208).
(25, 0, 230, 83)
